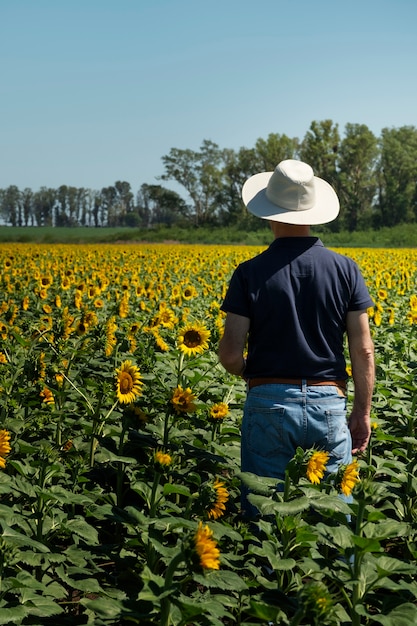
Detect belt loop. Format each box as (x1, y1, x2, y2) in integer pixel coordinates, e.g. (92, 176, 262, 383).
(301, 378, 307, 393)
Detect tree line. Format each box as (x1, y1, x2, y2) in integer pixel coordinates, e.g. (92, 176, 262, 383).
(1, 120, 417, 232)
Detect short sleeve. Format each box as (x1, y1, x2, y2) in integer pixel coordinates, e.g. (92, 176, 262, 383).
(348, 263, 374, 311)
(220, 265, 251, 317)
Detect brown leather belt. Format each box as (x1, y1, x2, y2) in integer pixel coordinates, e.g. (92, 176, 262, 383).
(248, 377, 347, 391)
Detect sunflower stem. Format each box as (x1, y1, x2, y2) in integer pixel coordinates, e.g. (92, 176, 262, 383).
(149, 471, 161, 517)
(177, 352, 185, 384)
(163, 407, 173, 448)
(116, 422, 128, 508)
(159, 551, 185, 626)
(351, 496, 366, 625)
(283, 470, 291, 501)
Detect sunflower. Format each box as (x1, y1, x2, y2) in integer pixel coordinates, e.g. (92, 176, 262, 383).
(373, 310, 382, 327)
(339, 459, 360, 496)
(151, 328, 170, 352)
(207, 479, 229, 520)
(171, 385, 197, 414)
(209, 402, 229, 420)
(301, 581, 334, 618)
(154, 450, 172, 467)
(0, 429, 11, 469)
(306, 450, 330, 484)
(115, 360, 143, 404)
(177, 322, 210, 357)
(157, 304, 178, 329)
(40, 387, 55, 405)
(407, 310, 417, 325)
(194, 521, 220, 570)
(75, 321, 88, 336)
(182, 285, 198, 300)
(105, 317, 117, 356)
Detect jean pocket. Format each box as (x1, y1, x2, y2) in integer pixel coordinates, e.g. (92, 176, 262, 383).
(244, 407, 285, 458)
(323, 409, 351, 462)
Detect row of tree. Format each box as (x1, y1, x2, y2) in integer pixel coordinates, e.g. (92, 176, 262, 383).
(1, 121, 417, 231)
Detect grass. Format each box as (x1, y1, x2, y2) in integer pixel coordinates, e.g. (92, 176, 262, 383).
(0, 223, 416, 247)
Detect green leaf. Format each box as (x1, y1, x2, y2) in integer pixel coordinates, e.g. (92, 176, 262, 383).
(0, 524, 50, 553)
(20, 594, 64, 618)
(80, 596, 124, 619)
(61, 517, 99, 544)
(249, 600, 282, 620)
(361, 603, 417, 625)
(374, 554, 417, 576)
(315, 522, 354, 549)
(351, 535, 382, 552)
(163, 483, 192, 497)
(193, 570, 247, 591)
(0, 606, 28, 624)
(238, 471, 281, 495)
(176, 594, 234, 620)
(310, 494, 353, 514)
(364, 520, 410, 540)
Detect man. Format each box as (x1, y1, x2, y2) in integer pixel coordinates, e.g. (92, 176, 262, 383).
(218, 159, 375, 519)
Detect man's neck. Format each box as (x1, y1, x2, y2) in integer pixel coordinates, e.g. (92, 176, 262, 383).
(270, 222, 311, 239)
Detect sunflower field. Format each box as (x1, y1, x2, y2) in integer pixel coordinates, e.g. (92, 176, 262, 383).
(0, 242, 416, 626)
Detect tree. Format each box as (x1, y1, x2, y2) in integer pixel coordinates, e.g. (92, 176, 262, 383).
(161, 140, 226, 225)
(137, 184, 189, 227)
(299, 120, 340, 189)
(221, 147, 260, 226)
(0, 185, 21, 226)
(21, 188, 34, 226)
(254, 133, 299, 171)
(114, 181, 134, 225)
(33, 187, 56, 226)
(337, 124, 379, 231)
(377, 126, 417, 227)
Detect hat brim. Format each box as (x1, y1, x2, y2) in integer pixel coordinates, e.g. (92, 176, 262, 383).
(242, 171, 340, 225)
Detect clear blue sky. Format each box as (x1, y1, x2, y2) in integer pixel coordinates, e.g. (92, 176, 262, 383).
(1, 0, 416, 197)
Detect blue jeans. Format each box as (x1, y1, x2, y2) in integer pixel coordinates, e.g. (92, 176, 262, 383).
(240, 382, 352, 519)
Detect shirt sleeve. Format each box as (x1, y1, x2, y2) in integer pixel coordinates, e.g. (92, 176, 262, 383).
(348, 262, 374, 311)
(220, 265, 251, 317)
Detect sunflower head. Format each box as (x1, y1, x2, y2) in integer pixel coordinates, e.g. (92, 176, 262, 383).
(115, 360, 143, 404)
(337, 459, 360, 496)
(305, 450, 330, 485)
(206, 479, 229, 520)
(209, 402, 229, 421)
(177, 322, 211, 357)
(171, 385, 197, 414)
(0, 429, 11, 463)
(193, 521, 220, 570)
(40, 387, 55, 405)
(154, 450, 173, 469)
(301, 581, 334, 619)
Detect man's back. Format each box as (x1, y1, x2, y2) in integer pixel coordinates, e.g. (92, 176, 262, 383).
(221, 237, 372, 380)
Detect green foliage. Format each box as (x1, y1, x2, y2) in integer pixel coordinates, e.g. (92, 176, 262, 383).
(0, 243, 416, 624)
(2, 222, 417, 247)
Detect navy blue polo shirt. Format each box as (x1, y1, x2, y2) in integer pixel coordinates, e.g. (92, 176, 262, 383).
(220, 237, 373, 380)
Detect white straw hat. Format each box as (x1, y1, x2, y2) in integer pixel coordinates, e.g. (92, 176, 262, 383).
(242, 159, 340, 225)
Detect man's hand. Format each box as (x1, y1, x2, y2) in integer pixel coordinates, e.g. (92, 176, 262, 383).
(349, 410, 371, 454)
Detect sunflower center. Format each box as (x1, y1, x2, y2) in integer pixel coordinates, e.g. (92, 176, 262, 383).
(184, 330, 201, 347)
(119, 372, 134, 394)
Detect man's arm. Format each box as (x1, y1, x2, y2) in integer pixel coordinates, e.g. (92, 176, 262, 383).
(346, 309, 375, 454)
(218, 312, 250, 377)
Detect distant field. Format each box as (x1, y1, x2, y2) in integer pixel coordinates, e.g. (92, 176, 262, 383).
(0, 223, 416, 246)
